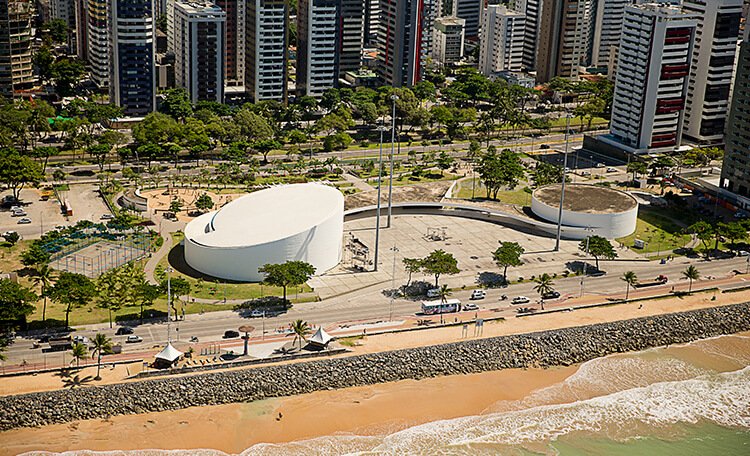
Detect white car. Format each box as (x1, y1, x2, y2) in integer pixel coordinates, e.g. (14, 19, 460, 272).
(470, 290, 486, 300)
(100, 214, 115, 220)
(72, 336, 89, 345)
(126, 335, 143, 343)
(511, 296, 531, 305)
(250, 309, 265, 318)
(17, 218, 31, 224)
(595, 162, 605, 168)
(463, 303, 479, 311)
(606, 167, 618, 173)
(11, 210, 27, 217)
(738, 250, 749, 257)
(426, 288, 440, 298)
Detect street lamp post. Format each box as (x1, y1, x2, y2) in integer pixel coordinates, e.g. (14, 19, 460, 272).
(387, 94, 398, 228)
(166, 267, 173, 342)
(580, 227, 594, 297)
(390, 245, 399, 321)
(374, 121, 387, 272)
(554, 114, 572, 252)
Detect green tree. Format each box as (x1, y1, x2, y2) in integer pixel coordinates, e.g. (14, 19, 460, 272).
(21, 243, 51, 268)
(627, 161, 648, 182)
(532, 161, 564, 187)
(0, 148, 44, 199)
(33, 46, 54, 81)
(69, 342, 87, 369)
(31, 264, 55, 321)
(160, 88, 193, 120)
(476, 148, 525, 200)
(49, 58, 85, 96)
(533, 273, 556, 302)
(0, 279, 37, 325)
(97, 269, 124, 329)
(169, 198, 183, 214)
(402, 257, 423, 287)
(436, 284, 451, 324)
(682, 265, 700, 293)
(2, 231, 19, 245)
(195, 193, 214, 213)
(44, 19, 68, 43)
(160, 276, 191, 316)
(622, 271, 638, 300)
(420, 249, 460, 287)
(47, 272, 97, 328)
(718, 222, 748, 254)
(258, 261, 316, 303)
(136, 282, 161, 323)
(580, 236, 617, 271)
(686, 220, 714, 257)
(436, 151, 454, 175)
(234, 109, 274, 142)
(254, 138, 282, 162)
(492, 242, 525, 282)
(290, 319, 311, 350)
(90, 333, 113, 380)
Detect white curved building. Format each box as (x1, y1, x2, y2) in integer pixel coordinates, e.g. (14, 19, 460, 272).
(184, 183, 344, 282)
(531, 184, 638, 239)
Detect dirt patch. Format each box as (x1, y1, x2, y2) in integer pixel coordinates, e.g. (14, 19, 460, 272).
(344, 181, 454, 210)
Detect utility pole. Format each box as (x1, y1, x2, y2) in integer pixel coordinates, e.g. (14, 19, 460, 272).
(580, 227, 593, 297)
(390, 245, 399, 321)
(374, 121, 387, 272)
(166, 267, 172, 343)
(387, 94, 398, 228)
(554, 114, 572, 252)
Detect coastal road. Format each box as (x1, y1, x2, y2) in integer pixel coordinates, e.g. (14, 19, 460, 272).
(4, 254, 749, 369)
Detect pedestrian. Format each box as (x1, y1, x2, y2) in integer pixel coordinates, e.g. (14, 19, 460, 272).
(638, 304, 643, 309)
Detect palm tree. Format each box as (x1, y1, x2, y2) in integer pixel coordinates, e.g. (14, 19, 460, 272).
(622, 271, 638, 300)
(682, 265, 700, 293)
(437, 284, 451, 324)
(533, 273, 556, 307)
(31, 264, 55, 321)
(291, 319, 310, 350)
(90, 333, 113, 380)
(69, 342, 88, 369)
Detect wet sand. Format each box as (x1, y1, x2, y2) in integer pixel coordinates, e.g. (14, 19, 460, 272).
(0, 366, 577, 455)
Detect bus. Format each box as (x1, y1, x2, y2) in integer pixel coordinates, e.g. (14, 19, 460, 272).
(421, 299, 461, 315)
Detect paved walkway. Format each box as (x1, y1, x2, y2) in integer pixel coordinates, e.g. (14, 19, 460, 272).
(144, 231, 172, 285)
(342, 172, 376, 193)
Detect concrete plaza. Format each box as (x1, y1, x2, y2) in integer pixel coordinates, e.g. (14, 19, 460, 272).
(309, 213, 638, 298)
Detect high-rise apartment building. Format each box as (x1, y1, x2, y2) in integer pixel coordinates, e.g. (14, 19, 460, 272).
(245, 0, 287, 102)
(86, 0, 109, 88)
(720, 29, 750, 196)
(0, 0, 34, 96)
(604, 3, 697, 154)
(376, 0, 437, 87)
(432, 16, 465, 66)
(682, 0, 743, 145)
(536, 0, 594, 83)
(214, 0, 244, 86)
(109, 0, 156, 115)
(478, 5, 525, 76)
(338, 0, 363, 76)
(591, 0, 629, 69)
(296, 0, 338, 98)
(512, 0, 541, 71)
(173, 0, 225, 103)
(363, 0, 379, 47)
(451, 0, 482, 45)
(50, 0, 75, 25)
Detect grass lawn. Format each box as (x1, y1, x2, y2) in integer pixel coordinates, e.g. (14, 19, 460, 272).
(453, 178, 532, 206)
(617, 209, 692, 255)
(157, 232, 313, 302)
(367, 171, 460, 187)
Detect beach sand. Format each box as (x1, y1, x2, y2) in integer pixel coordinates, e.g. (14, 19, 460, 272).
(0, 365, 577, 455)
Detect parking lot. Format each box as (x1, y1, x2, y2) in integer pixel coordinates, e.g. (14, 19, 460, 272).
(0, 189, 68, 240)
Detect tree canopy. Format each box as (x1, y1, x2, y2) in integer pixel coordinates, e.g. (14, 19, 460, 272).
(420, 249, 460, 287)
(258, 261, 316, 303)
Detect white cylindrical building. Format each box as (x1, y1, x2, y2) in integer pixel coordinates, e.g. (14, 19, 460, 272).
(531, 184, 638, 239)
(184, 183, 344, 282)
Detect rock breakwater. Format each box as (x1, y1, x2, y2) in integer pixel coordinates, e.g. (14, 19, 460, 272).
(2, 302, 750, 431)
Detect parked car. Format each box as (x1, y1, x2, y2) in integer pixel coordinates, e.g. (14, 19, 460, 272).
(580, 170, 591, 176)
(540, 144, 550, 149)
(463, 303, 479, 311)
(606, 167, 618, 173)
(72, 335, 89, 345)
(223, 330, 240, 339)
(426, 288, 440, 298)
(11, 210, 27, 217)
(738, 250, 749, 257)
(470, 290, 486, 300)
(542, 291, 561, 299)
(595, 162, 605, 168)
(512, 296, 530, 305)
(100, 214, 115, 220)
(126, 335, 143, 343)
(17, 218, 31, 224)
(115, 327, 134, 335)
(250, 309, 265, 318)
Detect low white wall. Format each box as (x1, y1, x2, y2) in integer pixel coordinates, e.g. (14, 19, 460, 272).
(531, 195, 637, 239)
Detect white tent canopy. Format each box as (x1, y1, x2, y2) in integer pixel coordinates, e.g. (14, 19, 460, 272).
(155, 343, 183, 362)
(308, 327, 333, 347)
